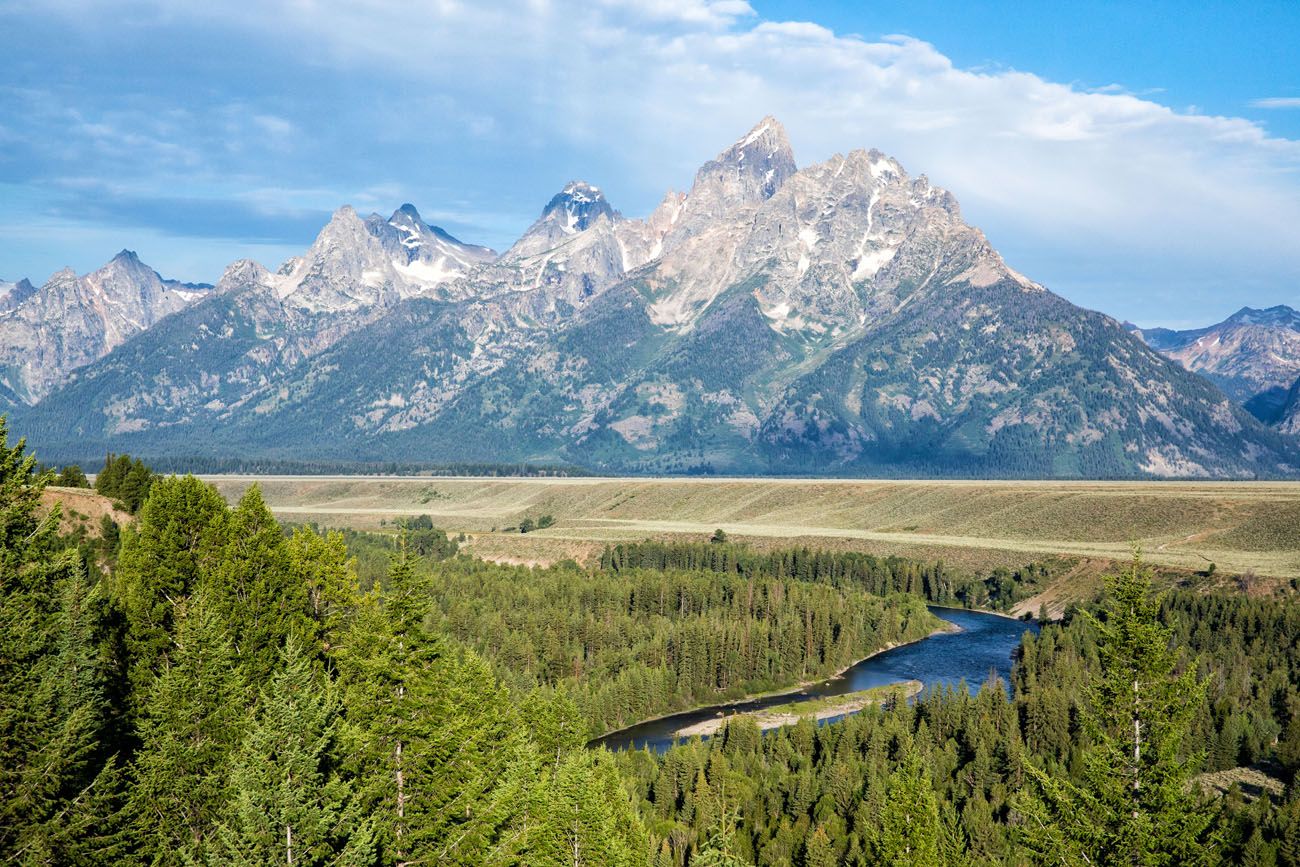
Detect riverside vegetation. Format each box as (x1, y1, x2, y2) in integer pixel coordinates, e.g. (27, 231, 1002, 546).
(7, 423, 1300, 864)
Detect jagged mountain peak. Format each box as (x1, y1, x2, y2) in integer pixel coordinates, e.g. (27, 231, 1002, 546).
(723, 116, 792, 161)
(274, 201, 499, 310)
(0, 249, 210, 403)
(217, 258, 275, 291)
(664, 118, 798, 249)
(539, 180, 617, 234)
(381, 203, 495, 256)
(14, 118, 1300, 479)
(323, 204, 364, 231)
(500, 181, 621, 266)
(0, 277, 37, 314)
(693, 116, 796, 200)
(1131, 301, 1300, 415)
(94, 249, 167, 286)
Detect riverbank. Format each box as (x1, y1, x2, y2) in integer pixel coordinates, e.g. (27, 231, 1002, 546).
(673, 681, 925, 738)
(931, 604, 1032, 624)
(591, 607, 1035, 753)
(592, 619, 961, 742)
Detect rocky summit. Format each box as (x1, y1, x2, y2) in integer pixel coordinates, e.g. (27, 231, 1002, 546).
(11, 118, 1300, 478)
(0, 251, 210, 404)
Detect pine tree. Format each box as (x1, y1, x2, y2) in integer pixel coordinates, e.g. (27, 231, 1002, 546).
(340, 545, 535, 865)
(873, 747, 941, 865)
(1016, 555, 1221, 865)
(55, 463, 90, 488)
(129, 591, 248, 865)
(0, 419, 125, 863)
(524, 684, 589, 768)
(803, 824, 837, 867)
(207, 486, 313, 684)
(288, 526, 364, 656)
(1, 560, 127, 863)
(528, 749, 649, 867)
(210, 637, 373, 866)
(113, 474, 229, 706)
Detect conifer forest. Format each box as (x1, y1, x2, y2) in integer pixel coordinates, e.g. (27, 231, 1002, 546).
(6, 419, 1300, 866)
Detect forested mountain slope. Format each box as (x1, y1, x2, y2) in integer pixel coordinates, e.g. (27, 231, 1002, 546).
(1129, 305, 1300, 424)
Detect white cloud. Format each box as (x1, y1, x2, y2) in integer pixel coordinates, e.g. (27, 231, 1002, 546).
(1252, 97, 1300, 109)
(8, 0, 1300, 320)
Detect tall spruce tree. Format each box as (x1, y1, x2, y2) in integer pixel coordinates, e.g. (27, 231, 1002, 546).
(873, 746, 942, 865)
(0, 419, 125, 864)
(207, 486, 313, 685)
(287, 526, 363, 656)
(527, 749, 649, 867)
(1016, 555, 1221, 865)
(211, 637, 374, 866)
(129, 591, 248, 865)
(113, 474, 229, 707)
(339, 544, 536, 865)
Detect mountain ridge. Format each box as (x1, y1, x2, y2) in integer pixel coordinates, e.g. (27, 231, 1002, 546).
(11, 118, 1300, 478)
(0, 251, 212, 404)
(1128, 304, 1300, 423)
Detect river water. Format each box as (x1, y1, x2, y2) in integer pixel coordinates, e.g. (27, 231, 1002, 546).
(591, 606, 1037, 753)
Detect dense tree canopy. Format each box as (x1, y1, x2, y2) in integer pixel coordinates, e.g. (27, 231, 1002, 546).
(4, 418, 1299, 865)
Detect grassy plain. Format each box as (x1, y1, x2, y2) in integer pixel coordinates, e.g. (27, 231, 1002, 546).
(204, 476, 1300, 602)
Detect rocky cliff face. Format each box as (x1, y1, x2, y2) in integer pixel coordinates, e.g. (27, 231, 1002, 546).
(13, 119, 1300, 477)
(0, 278, 37, 315)
(0, 251, 209, 403)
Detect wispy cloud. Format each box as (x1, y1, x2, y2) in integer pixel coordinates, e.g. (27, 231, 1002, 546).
(1, 0, 1298, 322)
(1252, 97, 1300, 109)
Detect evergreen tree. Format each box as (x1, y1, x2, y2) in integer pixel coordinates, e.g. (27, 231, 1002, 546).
(95, 453, 155, 512)
(524, 685, 588, 769)
(288, 526, 364, 656)
(113, 474, 229, 706)
(0, 419, 125, 863)
(1, 560, 127, 863)
(207, 486, 313, 684)
(873, 746, 941, 865)
(528, 749, 649, 867)
(129, 591, 248, 865)
(340, 545, 535, 865)
(1016, 555, 1221, 865)
(211, 638, 373, 866)
(55, 463, 90, 488)
(803, 824, 837, 867)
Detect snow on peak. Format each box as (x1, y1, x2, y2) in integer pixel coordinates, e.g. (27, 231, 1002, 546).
(733, 115, 787, 151)
(540, 181, 616, 234)
(561, 181, 602, 203)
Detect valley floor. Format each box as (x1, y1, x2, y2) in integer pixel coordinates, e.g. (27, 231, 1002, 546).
(203, 475, 1300, 607)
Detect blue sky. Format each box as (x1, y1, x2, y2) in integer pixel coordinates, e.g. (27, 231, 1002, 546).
(1, 0, 1297, 327)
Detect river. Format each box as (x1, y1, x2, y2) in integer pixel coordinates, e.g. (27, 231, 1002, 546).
(591, 606, 1037, 753)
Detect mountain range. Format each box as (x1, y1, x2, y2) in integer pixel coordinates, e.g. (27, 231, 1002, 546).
(1127, 306, 1300, 426)
(7, 117, 1299, 478)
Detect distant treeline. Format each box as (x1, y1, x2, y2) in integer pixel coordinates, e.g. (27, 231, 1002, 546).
(62, 455, 596, 477)
(419, 558, 941, 736)
(599, 540, 1049, 613)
